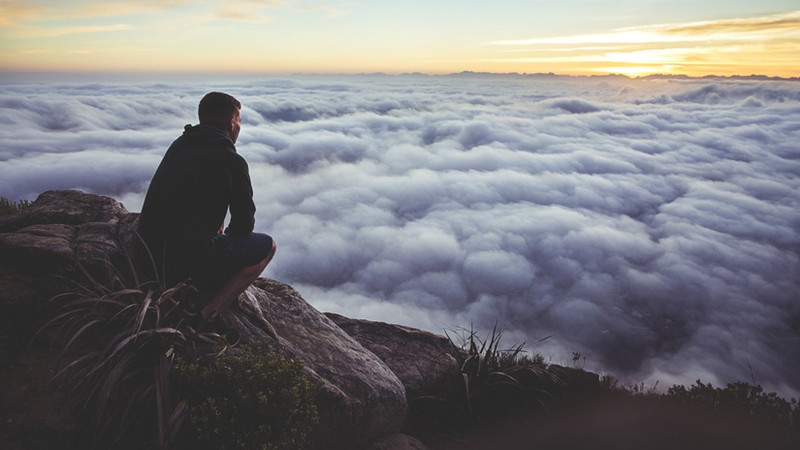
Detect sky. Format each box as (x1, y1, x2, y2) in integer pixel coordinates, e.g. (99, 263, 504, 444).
(1, 74, 799, 398)
(1, 0, 799, 77)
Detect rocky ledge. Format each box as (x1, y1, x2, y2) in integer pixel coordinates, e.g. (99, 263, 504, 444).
(0, 190, 459, 449)
(4, 191, 793, 450)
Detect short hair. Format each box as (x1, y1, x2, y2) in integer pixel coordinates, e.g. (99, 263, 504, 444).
(198, 92, 241, 127)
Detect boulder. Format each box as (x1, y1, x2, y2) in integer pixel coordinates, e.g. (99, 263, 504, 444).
(0, 190, 128, 234)
(0, 190, 421, 449)
(220, 281, 407, 449)
(325, 313, 459, 399)
(0, 190, 134, 278)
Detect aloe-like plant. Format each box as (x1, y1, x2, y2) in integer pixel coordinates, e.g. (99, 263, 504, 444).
(38, 251, 227, 449)
(408, 322, 556, 437)
(449, 322, 554, 421)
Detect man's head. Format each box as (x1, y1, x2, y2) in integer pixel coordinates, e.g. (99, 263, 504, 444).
(198, 92, 242, 143)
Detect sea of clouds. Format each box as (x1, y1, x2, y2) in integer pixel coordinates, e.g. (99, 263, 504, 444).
(1, 73, 799, 397)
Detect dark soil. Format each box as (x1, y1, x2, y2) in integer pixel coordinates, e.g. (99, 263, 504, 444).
(0, 343, 75, 450)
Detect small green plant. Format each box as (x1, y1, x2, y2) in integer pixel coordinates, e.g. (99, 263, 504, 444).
(174, 346, 318, 450)
(0, 196, 31, 215)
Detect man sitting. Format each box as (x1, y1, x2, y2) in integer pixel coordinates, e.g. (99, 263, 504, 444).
(137, 91, 276, 325)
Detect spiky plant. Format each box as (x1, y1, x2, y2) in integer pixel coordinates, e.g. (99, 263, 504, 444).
(447, 322, 554, 422)
(38, 253, 227, 449)
(408, 322, 556, 437)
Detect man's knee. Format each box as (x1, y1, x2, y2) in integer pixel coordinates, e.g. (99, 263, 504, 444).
(252, 239, 276, 272)
(267, 238, 276, 262)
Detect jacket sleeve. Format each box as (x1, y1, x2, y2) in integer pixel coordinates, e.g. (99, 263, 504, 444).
(225, 153, 256, 236)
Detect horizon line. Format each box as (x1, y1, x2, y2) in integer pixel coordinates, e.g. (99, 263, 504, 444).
(1, 69, 798, 82)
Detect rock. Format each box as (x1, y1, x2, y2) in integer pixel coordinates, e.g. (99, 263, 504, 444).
(0, 190, 417, 449)
(0, 190, 132, 276)
(325, 313, 459, 399)
(0, 190, 127, 233)
(223, 281, 408, 449)
(0, 266, 38, 310)
(0, 226, 75, 274)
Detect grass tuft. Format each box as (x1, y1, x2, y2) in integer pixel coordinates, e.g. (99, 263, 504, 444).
(407, 322, 557, 437)
(0, 196, 31, 216)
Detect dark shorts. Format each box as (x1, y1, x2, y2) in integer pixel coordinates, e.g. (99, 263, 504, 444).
(208, 232, 274, 279)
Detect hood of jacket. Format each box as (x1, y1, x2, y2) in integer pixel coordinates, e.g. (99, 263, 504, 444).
(181, 124, 236, 150)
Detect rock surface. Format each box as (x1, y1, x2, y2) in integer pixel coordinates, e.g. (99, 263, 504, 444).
(0, 190, 457, 449)
(0, 190, 128, 234)
(326, 313, 458, 399)
(224, 281, 407, 448)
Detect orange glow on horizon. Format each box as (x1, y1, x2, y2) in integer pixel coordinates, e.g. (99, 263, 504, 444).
(0, 4, 797, 78)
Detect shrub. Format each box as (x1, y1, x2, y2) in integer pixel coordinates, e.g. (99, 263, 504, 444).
(174, 347, 318, 450)
(666, 380, 799, 427)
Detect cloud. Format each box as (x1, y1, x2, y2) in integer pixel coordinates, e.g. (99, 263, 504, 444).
(0, 1, 190, 25)
(663, 10, 800, 36)
(0, 1, 41, 26)
(215, 0, 286, 22)
(490, 10, 800, 47)
(14, 24, 133, 39)
(3, 73, 799, 399)
(3, 0, 325, 24)
(486, 10, 800, 76)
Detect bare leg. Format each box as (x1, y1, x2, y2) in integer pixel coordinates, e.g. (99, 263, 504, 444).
(201, 239, 276, 321)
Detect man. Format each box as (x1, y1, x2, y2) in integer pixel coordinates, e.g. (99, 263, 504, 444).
(138, 92, 276, 324)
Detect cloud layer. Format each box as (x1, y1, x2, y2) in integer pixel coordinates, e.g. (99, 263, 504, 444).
(2, 73, 799, 397)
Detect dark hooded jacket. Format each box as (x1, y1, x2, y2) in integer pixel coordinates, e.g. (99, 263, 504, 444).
(137, 124, 256, 285)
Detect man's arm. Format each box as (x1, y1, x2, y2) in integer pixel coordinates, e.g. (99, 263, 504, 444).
(225, 153, 256, 236)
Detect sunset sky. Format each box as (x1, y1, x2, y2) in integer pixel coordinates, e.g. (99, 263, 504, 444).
(1, 0, 799, 77)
